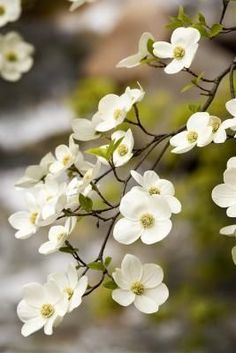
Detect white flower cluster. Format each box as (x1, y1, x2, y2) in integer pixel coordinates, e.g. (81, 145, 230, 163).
(212, 155, 236, 264)
(117, 27, 201, 75)
(17, 264, 88, 336)
(0, 1, 34, 81)
(170, 99, 236, 154)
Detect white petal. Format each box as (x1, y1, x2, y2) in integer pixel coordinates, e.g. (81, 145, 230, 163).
(141, 264, 164, 288)
(224, 168, 236, 189)
(112, 269, 130, 290)
(171, 27, 200, 46)
(23, 283, 45, 307)
(187, 112, 210, 131)
(143, 170, 160, 189)
(212, 184, 236, 207)
(39, 241, 57, 255)
(232, 246, 236, 265)
(117, 53, 143, 68)
(226, 98, 236, 117)
(21, 317, 45, 337)
(227, 157, 236, 169)
(227, 204, 236, 217)
(165, 195, 182, 214)
(164, 59, 185, 74)
(183, 43, 199, 68)
(44, 315, 57, 335)
(45, 281, 63, 305)
(130, 170, 144, 186)
(121, 254, 143, 282)
(134, 295, 159, 314)
(112, 289, 135, 306)
(170, 130, 189, 147)
(153, 41, 173, 58)
(119, 190, 148, 220)
(220, 225, 236, 236)
(113, 218, 142, 244)
(141, 219, 172, 244)
(17, 300, 38, 322)
(67, 264, 79, 288)
(144, 283, 169, 305)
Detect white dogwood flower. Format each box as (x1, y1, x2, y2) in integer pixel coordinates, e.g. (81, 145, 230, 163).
(48, 264, 88, 313)
(131, 170, 181, 214)
(153, 27, 200, 74)
(16, 153, 55, 188)
(17, 281, 68, 337)
(0, 32, 34, 81)
(72, 114, 102, 142)
(221, 98, 236, 137)
(212, 157, 236, 217)
(80, 159, 101, 188)
(220, 225, 236, 265)
(111, 129, 134, 167)
(117, 32, 154, 68)
(0, 0, 21, 27)
(95, 86, 144, 133)
(69, 0, 96, 11)
(113, 189, 172, 245)
(112, 254, 169, 314)
(39, 218, 77, 255)
(170, 112, 212, 154)
(8, 192, 42, 239)
(50, 136, 86, 175)
(66, 176, 92, 209)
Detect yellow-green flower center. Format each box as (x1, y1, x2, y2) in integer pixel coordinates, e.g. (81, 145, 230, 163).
(64, 287, 74, 300)
(187, 131, 198, 143)
(173, 46, 185, 60)
(40, 304, 55, 318)
(5, 52, 18, 62)
(148, 186, 160, 195)
(63, 155, 72, 166)
(140, 213, 155, 229)
(131, 281, 145, 296)
(209, 116, 221, 133)
(117, 144, 128, 157)
(0, 5, 5, 16)
(114, 109, 123, 121)
(30, 212, 38, 225)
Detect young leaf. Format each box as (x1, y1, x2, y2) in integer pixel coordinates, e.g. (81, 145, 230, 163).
(104, 256, 112, 267)
(59, 246, 78, 254)
(86, 146, 109, 159)
(79, 194, 93, 212)
(88, 261, 105, 271)
(209, 23, 223, 38)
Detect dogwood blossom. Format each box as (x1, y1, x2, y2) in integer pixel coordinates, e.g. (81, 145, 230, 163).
(69, 0, 96, 11)
(66, 176, 92, 209)
(95, 86, 145, 133)
(212, 157, 236, 217)
(39, 218, 77, 255)
(80, 159, 101, 188)
(220, 225, 236, 265)
(131, 170, 181, 214)
(221, 98, 236, 137)
(153, 27, 200, 74)
(0, 32, 34, 81)
(0, 0, 21, 27)
(16, 153, 54, 188)
(112, 254, 169, 314)
(117, 32, 154, 68)
(113, 189, 172, 245)
(48, 264, 88, 312)
(9, 192, 42, 239)
(170, 112, 213, 154)
(72, 114, 102, 142)
(17, 281, 68, 337)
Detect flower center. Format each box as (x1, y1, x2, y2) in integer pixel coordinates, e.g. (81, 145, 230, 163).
(131, 281, 145, 296)
(30, 212, 38, 225)
(187, 131, 198, 143)
(64, 287, 74, 300)
(173, 46, 185, 60)
(209, 116, 221, 133)
(40, 304, 55, 318)
(114, 109, 124, 121)
(57, 232, 66, 241)
(63, 155, 72, 166)
(117, 144, 128, 157)
(5, 52, 18, 62)
(140, 213, 155, 229)
(148, 186, 160, 195)
(0, 5, 5, 16)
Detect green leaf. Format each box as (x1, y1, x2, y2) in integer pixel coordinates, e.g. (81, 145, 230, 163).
(86, 146, 109, 159)
(192, 72, 204, 85)
(209, 23, 223, 38)
(104, 256, 112, 267)
(59, 246, 78, 254)
(147, 38, 154, 55)
(198, 12, 206, 26)
(181, 82, 194, 93)
(79, 194, 93, 212)
(88, 261, 105, 271)
(103, 279, 117, 290)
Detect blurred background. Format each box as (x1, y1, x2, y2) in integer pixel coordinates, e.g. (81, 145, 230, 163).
(1, 0, 236, 352)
